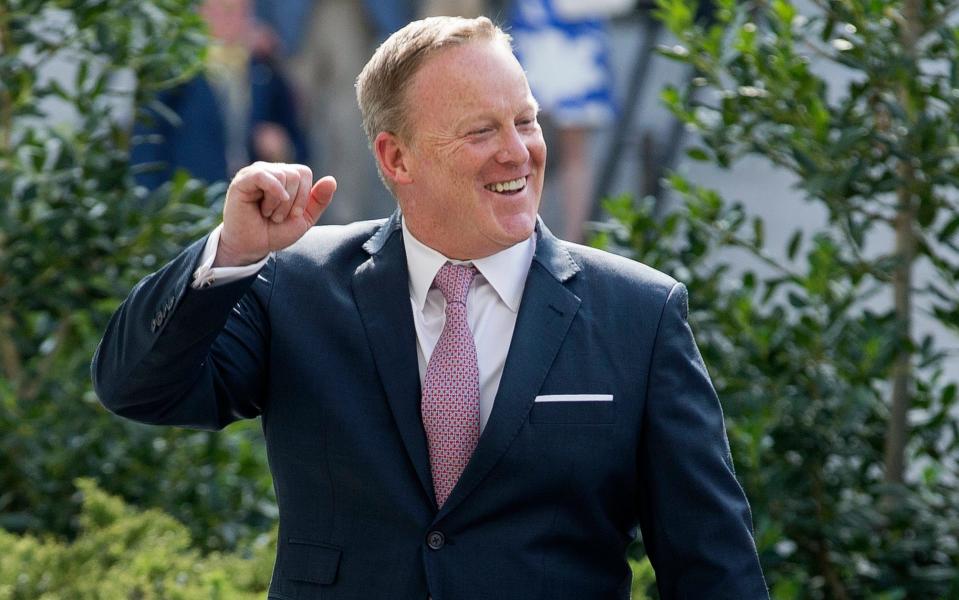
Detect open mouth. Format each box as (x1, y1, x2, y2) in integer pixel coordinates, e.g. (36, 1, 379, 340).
(484, 176, 527, 195)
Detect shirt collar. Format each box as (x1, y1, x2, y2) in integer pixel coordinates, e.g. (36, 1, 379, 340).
(402, 219, 534, 314)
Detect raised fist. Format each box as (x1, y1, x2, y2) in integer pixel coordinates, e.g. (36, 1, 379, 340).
(215, 162, 337, 267)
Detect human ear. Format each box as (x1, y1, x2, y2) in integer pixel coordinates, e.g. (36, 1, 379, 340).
(373, 131, 414, 185)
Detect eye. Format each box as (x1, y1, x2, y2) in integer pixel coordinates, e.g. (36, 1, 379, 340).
(469, 127, 493, 136)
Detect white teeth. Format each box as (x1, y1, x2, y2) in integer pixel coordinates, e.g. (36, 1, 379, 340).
(486, 177, 526, 193)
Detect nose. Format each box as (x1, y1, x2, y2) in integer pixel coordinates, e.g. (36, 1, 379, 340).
(495, 125, 530, 165)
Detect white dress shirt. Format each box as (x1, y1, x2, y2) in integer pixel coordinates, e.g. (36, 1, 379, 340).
(192, 220, 535, 433)
(191, 223, 272, 289)
(401, 222, 533, 434)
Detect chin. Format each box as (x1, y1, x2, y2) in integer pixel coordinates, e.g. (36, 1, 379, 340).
(493, 213, 537, 245)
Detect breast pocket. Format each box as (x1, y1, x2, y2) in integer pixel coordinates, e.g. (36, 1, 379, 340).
(529, 395, 616, 424)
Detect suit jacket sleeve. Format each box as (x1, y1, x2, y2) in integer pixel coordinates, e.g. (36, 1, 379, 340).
(91, 235, 273, 430)
(637, 282, 768, 598)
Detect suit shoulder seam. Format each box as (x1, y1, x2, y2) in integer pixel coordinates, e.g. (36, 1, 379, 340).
(641, 281, 684, 407)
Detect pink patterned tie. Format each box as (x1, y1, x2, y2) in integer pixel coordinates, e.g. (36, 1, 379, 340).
(421, 263, 480, 508)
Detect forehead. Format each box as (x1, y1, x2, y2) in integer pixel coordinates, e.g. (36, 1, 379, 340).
(405, 41, 535, 124)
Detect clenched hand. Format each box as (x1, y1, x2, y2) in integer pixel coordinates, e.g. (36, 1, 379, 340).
(215, 162, 337, 267)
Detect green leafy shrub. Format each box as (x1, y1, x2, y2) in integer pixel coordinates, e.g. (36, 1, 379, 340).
(602, 1, 959, 596)
(0, 1, 275, 550)
(603, 192, 958, 599)
(0, 479, 274, 599)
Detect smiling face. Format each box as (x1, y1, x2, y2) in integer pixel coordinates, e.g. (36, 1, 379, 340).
(384, 41, 547, 260)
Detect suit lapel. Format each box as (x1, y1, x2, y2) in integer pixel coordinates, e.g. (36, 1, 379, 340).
(437, 221, 581, 518)
(352, 211, 436, 505)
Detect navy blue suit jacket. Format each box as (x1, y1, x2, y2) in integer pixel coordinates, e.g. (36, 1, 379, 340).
(92, 212, 768, 599)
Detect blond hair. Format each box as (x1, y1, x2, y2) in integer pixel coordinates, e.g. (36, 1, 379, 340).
(355, 16, 512, 147)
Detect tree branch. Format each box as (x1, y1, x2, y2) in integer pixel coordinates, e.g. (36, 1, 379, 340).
(20, 318, 71, 402)
(0, 313, 23, 387)
(883, 0, 923, 487)
(0, 3, 14, 155)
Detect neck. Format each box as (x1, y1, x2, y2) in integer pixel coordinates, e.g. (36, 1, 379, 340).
(403, 219, 511, 261)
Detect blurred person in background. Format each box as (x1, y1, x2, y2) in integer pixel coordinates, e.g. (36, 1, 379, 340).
(509, 0, 625, 242)
(131, 0, 308, 190)
(253, 0, 314, 58)
(287, 0, 399, 224)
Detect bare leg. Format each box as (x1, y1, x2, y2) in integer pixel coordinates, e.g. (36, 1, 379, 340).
(559, 126, 594, 244)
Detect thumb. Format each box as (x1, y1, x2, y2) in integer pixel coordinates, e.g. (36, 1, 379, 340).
(304, 176, 337, 224)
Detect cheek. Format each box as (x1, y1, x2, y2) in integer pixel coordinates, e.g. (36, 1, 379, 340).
(531, 137, 547, 166)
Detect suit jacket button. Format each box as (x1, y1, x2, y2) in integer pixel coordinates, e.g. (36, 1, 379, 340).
(426, 531, 445, 550)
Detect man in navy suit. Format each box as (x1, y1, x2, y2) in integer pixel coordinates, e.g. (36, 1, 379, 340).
(93, 16, 768, 599)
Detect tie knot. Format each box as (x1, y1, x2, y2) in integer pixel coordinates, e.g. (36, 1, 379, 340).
(434, 263, 477, 305)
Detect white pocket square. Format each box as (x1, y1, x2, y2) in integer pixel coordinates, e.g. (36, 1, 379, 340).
(534, 394, 614, 402)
